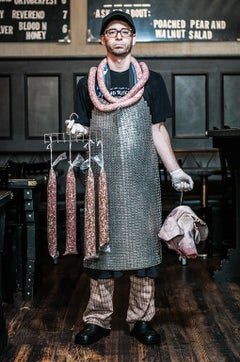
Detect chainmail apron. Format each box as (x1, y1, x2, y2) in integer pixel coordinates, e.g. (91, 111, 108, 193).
(84, 98, 162, 270)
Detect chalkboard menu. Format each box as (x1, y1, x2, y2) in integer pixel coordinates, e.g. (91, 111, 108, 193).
(87, 0, 240, 42)
(0, 0, 70, 42)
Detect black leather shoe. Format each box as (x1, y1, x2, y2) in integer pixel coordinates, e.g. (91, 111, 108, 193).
(130, 321, 160, 345)
(74, 324, 110, 345)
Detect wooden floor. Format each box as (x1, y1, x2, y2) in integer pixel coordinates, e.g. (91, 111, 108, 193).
(2, 246, 240, 362)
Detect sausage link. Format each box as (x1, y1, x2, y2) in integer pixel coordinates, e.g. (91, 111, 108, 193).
(84, 169, 97, 260)
(98, 169, 109, 250)
(47, 167, 59, 261)
(88, 57, 149, 112)
(64, 166, 78, 255)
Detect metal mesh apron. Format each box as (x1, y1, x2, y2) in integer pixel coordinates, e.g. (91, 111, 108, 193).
(84, 98, 162, 270)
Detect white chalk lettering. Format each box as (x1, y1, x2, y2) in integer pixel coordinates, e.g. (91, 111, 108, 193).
(19, 22, 41, 31)
(188, 30, 213, 40)
(155, 29, 186, 39)
(190, 20, 210, 29)
(211, 20, 226, 29)
(42, 22, 47, 31)
(12, 10, 45, 19)
(95, 9, 110, 19)
(153, 19, 186, 29)
(0, 10, 4, 19)
(25, 30, 46, 40)
(126, 9, 149, 18)
(0, 25, 13, 34)
(14, 0, 57, 4)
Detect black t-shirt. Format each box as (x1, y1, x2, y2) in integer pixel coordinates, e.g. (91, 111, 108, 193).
(107, 68, 131, 97)
(74, 68, 172, 125)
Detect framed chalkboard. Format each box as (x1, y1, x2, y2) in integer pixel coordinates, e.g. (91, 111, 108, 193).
(87, 0, 240, 42)
(0, 0, 70, 42)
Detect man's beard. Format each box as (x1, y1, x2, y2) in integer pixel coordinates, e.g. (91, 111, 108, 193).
(106, 41, 133, 57)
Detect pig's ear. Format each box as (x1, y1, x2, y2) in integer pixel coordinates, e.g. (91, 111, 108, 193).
(193, 224, 201, 244)
(196, 221, 208, 242)
(159, 215, 183, 241)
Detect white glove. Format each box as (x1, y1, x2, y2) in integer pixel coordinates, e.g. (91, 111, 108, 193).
(170, 168, 194, 192)
(65, 119, 89, 136)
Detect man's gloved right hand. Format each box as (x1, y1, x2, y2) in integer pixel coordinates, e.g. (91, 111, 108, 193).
(170, 168, 194, 192)
(65, 119, 89, 136)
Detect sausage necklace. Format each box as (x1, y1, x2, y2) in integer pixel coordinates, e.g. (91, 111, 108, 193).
(88, 56, 150, 112)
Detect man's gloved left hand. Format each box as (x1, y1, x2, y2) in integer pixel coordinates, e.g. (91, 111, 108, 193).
(170, 168, 194, 192)
(65, 119, 88, 136)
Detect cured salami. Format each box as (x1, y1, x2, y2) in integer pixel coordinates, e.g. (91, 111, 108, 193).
(98, 168, 109, 251)
(84, 168, 97, 260)
(47, 166, 59, 262)
(64, 165, 78, 255)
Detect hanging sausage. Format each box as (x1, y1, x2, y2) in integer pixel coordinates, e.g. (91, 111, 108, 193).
(93, 140, 110, 252)
(64, 134, 78, 255)
(46, 138, 66, 263)
(47, 165, 58, 263)
(84, 139, 98, 260)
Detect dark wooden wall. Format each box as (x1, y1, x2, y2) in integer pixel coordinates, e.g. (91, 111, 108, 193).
(0, 56, 239, 162)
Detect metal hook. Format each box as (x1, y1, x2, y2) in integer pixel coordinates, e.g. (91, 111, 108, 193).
(84, 138, 94, 170)
(97, 139, 103, 154)
(69, 112, 79, 120)
(69, 133, 72, 165)
(92, 139, 104, 168)
(46, 135, 53, 166)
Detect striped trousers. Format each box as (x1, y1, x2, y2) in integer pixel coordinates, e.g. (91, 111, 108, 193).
(83, 276, 155, 330)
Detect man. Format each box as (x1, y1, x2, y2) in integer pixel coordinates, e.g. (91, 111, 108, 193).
(66, 11, 193, 346)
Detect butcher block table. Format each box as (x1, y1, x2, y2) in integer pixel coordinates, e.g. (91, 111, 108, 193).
(7, 175, 46, 300)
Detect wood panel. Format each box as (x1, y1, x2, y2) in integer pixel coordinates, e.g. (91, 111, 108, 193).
(173, 74, 208, 138)
(222, 74, 240, 128)
(26, 75, 60, 139)
(0, 76, 11, 139)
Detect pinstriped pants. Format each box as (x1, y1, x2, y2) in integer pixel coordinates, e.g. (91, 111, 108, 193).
(83, 276, 155, 329)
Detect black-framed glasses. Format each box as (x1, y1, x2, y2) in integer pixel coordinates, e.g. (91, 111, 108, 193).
(104, 28, 133, 38)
